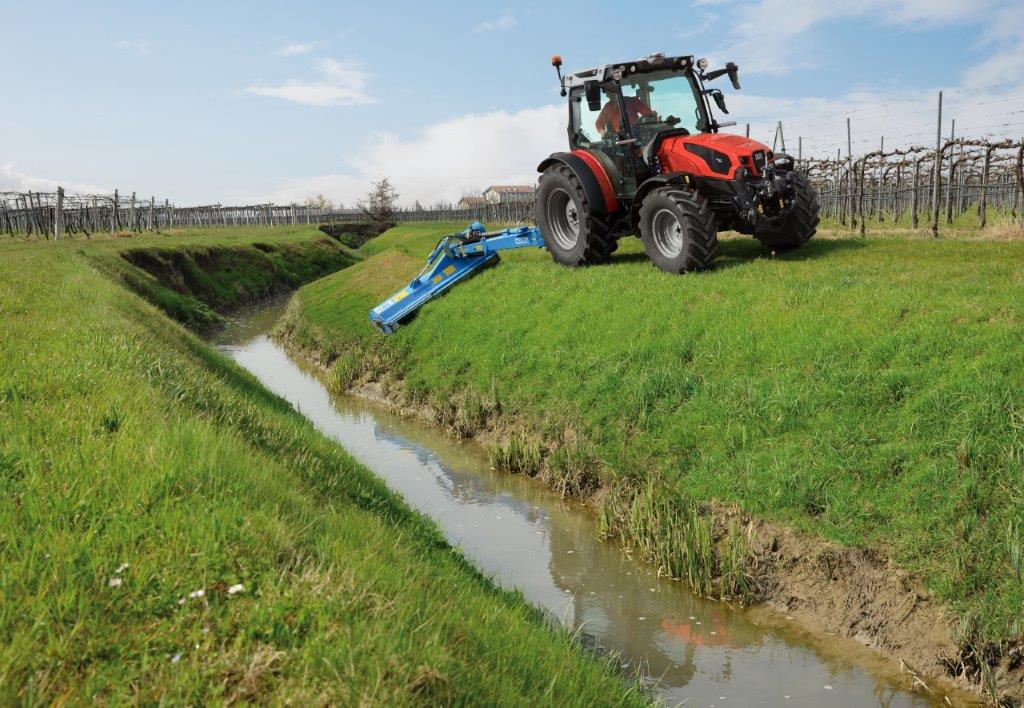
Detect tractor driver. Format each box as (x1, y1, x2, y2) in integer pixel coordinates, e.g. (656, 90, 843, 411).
(595, 93, 653, 135)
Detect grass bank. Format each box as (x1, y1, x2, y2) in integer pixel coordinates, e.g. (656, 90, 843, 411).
(0, 232, 645, 704)
(280, 221, 1024, 699)
(80, 225, 364, 331)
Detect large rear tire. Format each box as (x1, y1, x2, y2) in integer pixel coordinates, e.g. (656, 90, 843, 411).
(638, 187, 719, 274)
(756, 172, 820, 251)
(536, 164, 615, 267)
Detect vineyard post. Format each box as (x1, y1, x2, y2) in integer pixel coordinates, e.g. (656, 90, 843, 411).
(858, 158, 867, 237)
(111, 189, 118, 235)
(54, 186, 64, 241)
(913, 158, 921, 228)
(148, 197, 155, 231)
(930, 91, 943, 237)
(130, 192, 137, 232)
(847, 118, 854, 230)
(1016, 141, 1024, 228)
(944, 119, 955, 225)
(875, 137, 884, 222)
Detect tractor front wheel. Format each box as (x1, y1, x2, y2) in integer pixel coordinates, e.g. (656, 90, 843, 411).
(536, 164, 615, 267)
(755, 172, 820, 251)
(638, 187, 719, 274)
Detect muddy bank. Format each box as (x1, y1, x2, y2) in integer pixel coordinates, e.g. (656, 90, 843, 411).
(275, 321, 1021, 704)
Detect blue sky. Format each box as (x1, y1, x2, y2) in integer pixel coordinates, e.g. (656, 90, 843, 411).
(2, 0, 1023, 206)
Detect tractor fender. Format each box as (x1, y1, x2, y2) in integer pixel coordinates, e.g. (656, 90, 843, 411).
(537, 152, 618, 215)
(628, 173, 694, 231)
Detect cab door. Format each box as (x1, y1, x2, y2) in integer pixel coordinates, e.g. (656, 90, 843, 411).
(568, 84, 645, 199)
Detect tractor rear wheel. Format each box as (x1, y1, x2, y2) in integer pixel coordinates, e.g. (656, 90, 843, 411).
(755, 172, 820, 251)
(638, 187, 719, 273)
(536, 164, 615, 267)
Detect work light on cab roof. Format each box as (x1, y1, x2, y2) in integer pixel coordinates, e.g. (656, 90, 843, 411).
(369, 50, 820, 333)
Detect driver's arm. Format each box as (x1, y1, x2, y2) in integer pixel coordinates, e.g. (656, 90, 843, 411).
(635, 99, 654, 119)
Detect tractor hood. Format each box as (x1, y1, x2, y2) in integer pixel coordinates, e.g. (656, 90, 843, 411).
(657, 133, 774, 179)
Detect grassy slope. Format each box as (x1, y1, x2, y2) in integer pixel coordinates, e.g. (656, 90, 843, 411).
(285, 222, 1024, 643)
(0, 235, 644, 705)
(82, 226, 364, 330)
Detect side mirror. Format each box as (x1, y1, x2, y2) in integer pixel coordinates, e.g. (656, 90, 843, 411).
(584, 80, 602, 111)
(712, 90, 729, 114)
(726, 62, 740, 90)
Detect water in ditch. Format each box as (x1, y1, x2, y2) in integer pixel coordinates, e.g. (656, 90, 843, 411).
(213, 300, 955, 707)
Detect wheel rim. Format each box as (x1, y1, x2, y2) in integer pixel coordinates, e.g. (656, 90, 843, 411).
(651, 209, 685, 258)
(545, 188, 580, 250)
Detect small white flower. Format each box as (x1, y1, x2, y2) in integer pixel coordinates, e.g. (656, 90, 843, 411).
(188, 589, 204, 599)
(227, 583, 245, 595)
(177, 597, 186, 605)
(171, 653, 181, 663)
(115, 563, 129, 573)
(108, 577, 123, 588)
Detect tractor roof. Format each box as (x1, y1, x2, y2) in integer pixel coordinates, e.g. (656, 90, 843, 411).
(563, 53, 694, 89)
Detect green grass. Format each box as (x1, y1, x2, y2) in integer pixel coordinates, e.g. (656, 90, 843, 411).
(283, 221, 1024, 644)
(0, 232, 645, 704)
(72, 225, 365, 330)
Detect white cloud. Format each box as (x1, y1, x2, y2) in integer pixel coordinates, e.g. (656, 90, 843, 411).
(116, 39, 148, 52)
(245, 58, 375, 107)
(710, 0, 994, 75)
(273, 42, 324, 56)
(476, 11, 517, 33)
(725, 79, 1024, 159)
(964, 4, 1024, 87)
(1, 163, 108, 194)
(263, 105, 564, 207)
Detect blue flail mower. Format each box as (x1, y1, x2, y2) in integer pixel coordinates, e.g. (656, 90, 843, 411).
(369, 222, 547, 333)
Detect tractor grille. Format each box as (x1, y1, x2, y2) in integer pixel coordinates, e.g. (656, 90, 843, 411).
(752, 150, 767, 175)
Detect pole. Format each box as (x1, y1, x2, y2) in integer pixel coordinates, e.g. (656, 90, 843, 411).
(847, 117, 854, 230)
(745, 123, 750, 138)
(777, 121, 786, 153)
(54, 186, 64, 241)
(944, 118, 955, 226)
(930, 91, 943, 237)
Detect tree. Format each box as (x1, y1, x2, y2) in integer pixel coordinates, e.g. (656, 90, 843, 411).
(303, 194, 334, 211)
(358, 178, 399, 223)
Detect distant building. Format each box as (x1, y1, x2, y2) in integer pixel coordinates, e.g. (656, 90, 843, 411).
(458, 196, 486, 209)
(483, 185, 535, 205)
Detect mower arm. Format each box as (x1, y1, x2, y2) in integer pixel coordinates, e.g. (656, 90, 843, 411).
(369, 222, 546, 333)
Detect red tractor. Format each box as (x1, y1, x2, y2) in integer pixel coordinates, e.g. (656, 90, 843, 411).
(537, 53, 820, 273)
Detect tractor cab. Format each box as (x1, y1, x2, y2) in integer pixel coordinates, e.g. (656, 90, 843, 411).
(564, 54, 715, 198)
(537, 52, 819, 274)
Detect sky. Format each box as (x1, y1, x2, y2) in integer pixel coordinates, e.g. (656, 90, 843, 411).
(2, 0, 1023, 207)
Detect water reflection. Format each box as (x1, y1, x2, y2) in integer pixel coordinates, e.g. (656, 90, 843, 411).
(214, 307, 951, 707)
